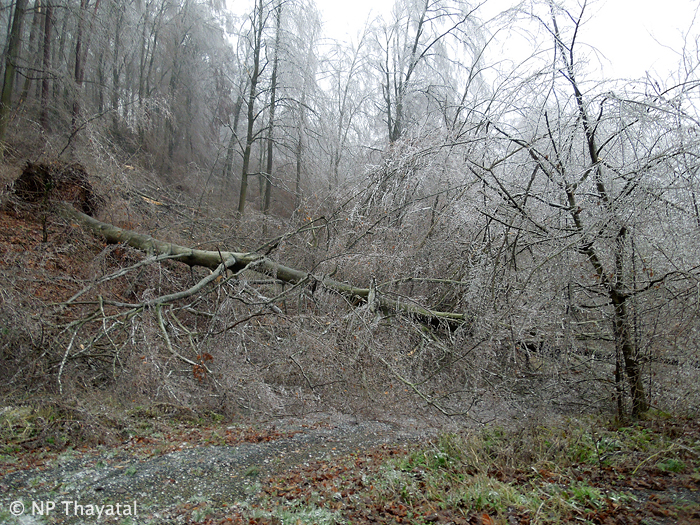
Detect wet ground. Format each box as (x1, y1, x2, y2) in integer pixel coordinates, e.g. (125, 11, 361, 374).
(0, 414, 435, 524)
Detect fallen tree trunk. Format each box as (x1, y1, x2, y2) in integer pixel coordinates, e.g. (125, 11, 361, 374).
(57, 204, 468, 326)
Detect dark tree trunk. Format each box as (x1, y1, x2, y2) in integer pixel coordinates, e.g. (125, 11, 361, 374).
(40, 0, 52, 130)
(223, 92, 243, 182)
(0, 0, 28, 152)
(72, 0, 101, 133)
(111, 2, 123, 130)
(262, 1, 282, 217)
(238, 0, 264, 216)
(19, 0, 42, 105)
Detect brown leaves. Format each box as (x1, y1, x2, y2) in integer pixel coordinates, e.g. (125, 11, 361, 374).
(5, 415, 700, 525)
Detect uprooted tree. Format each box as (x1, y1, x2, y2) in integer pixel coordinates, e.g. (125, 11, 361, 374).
(4, 0, 700, 421)
(7, 161, 488, 420)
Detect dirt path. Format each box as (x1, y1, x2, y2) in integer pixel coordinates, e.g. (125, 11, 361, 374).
(0, 415, 434, 524)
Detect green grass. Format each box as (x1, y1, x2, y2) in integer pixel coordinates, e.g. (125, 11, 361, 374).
(245, 465, 261, 477)
(3, 400, 698, 525)
(338, 415, 700, 524)
(252, 502, 343, 525)
(657, 458, 686, 473)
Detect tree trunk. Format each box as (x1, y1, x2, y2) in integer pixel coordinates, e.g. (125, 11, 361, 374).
(72, 0, 88, 130)
(295, 37, 315, 208)
(262, 1, 281, 217)
(56, 203, 468, 326)
(612, 294, 649, 416)
(111, 2, 123, 131)
(0, 0, 28, 153)
(238, 0, 264, 216)
(53, 2, 68, 104)
(223, 92, 243, 183)
(72, 0, 101, 134)
(39, 0, 52, 131)
(551, 8, 648, 416)
(19, 0, 42, 105)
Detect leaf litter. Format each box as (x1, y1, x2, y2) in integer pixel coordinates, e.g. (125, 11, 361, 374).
(1, 413, 699, 524)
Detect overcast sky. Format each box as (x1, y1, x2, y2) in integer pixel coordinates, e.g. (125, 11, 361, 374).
(314, 0, 700, 81)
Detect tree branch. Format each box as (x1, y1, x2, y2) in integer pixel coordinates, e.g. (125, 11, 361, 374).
(57, 203, 468, 326)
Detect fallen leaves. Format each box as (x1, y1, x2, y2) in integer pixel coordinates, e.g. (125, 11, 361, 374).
(3, 413, 700, 525)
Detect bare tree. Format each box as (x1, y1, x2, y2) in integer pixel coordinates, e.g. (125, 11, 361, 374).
(261, 0, 281, 216)
(40, 0, 53, 131)
(322, 28, 372, 188)
(374, 0, 476, 143)
(0, 0, 27, 154)
(463, 0, 700, 416)
(238, 0, 269, 215)
(72, 0, 101, 134)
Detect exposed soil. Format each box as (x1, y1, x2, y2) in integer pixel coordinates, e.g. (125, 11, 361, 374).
(11, 161, 103, 216)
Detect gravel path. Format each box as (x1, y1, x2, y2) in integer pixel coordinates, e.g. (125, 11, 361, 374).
(0, 415, 435, 524)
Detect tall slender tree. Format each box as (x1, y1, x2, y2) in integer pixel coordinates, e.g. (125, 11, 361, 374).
(0, 0, 28, 154)
(39, 0, 52, 131)
(238, 0, 267, 215)
(262, 0, 281, 216)
(375, 0, 474, 143)
(72, 0, 101, 138)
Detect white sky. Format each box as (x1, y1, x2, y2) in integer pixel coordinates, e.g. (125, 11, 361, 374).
(314, 0, 700, 81)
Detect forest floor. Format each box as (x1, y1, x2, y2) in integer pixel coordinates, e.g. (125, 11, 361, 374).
(0, 407, 699, 524)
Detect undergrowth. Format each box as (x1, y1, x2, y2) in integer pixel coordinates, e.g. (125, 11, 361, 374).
(248, 413, 700, 525)
(1, 403, 699, 524)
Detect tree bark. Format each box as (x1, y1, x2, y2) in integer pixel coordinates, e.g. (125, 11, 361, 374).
(262, 1, 281, 216)
(238, 0, 265, 216)
(0, 0, 28, 153)
(223, 92, 244, 181)
(39, 0, 52, 131)
(72, 0, 101, 136)
(111, 2, 124, 131)
(19, 0, 42, 105)
(56, 203, 468, 326)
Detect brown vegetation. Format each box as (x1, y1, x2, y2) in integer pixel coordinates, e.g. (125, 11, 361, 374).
(0, 0, 698, 522)
(1, 154, 697, 428)
(11, 161, 103, 216)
